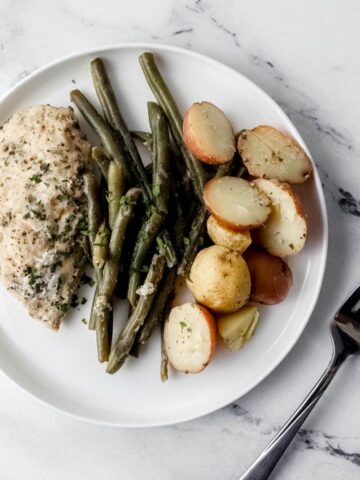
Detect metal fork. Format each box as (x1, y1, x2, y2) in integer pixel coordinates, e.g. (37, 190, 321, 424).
(239, 283, 360, 480)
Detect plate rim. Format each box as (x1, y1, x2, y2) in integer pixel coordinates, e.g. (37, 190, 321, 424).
(0, 42, 328, 427)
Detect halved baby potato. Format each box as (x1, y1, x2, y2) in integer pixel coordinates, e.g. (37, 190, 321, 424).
(238, 125, 312, 183)
(204, 176, 271, 230)
(253, 178, 307, 257)
(218, 304, 259, 351)
(164, 303, 217, 373)
(244, 248, 293, 305)
(207, 215, 252, 253)
(183, 102, 235, 164)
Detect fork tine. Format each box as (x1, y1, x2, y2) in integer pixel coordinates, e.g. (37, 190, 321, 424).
(338, 284, 360, 315)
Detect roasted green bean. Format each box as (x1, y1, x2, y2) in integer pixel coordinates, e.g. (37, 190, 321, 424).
(95, 188, 142, 362)
(108, 161, 125, 229)
(70, 89, 130, 180)
(139, 52, 207, 201)
(139, 267, 176, 344)
(127, 210, 165, 307)
(83, 172, 102, 249)
(91, 146, 110, 183)
(107, 253, 166, 374)
(147, 102, 170, 215)
(91, 58, 152, 200)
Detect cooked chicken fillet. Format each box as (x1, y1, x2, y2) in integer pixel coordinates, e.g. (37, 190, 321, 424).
(0, 105, 91, 329)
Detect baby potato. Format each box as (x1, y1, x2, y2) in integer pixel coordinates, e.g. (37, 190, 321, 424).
(183, 101, 235, 164)
(186, 245, 251, 313)
(218, 304, 259, 351)
(243, 247, 293, 305)
(164, 303, 217, 373)
(207, 215, 252, 253)
(238, 125, 312, 183)
(252, 178, 307, 257)
(204, 176, 271, 230)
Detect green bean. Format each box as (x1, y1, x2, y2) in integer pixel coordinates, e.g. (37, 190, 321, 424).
(91, 146, 110, 183)
(139, 267, 176, 344)
(107, 253, 166, 374)
(93, 221, 110, 271)
(95, 188, 142, 362)
(177, 158, 239, 276)
(90, 59, 177, 267)
(160, 320, 169, 383)
(108, 161, 125, 229)
(139, 52, 207, 201)
(89, 284, 99, 330)
(177, 207, 208, 276)
(127, 104, 171, 305)
(127, 211, 165, 307)
(91, 58, 152, 200)
(83, 172, 102, 248)
(148, 102, 170, 215)
(70, 89, 130, 180)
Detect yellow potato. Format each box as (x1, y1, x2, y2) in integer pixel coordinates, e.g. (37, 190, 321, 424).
(218, 304, 259, 351)
(207, 215, 252, 253)
(186, 245, 251, 313)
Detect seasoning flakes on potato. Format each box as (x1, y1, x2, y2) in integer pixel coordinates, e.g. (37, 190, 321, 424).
(238, 125, 312, 184)
(186, 245, 251, 313)
(204, 176, 271, 230)
(253, 178, 307, 257)
(164, 303, 217, 373)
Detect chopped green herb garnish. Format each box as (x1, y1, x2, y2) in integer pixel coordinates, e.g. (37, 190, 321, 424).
(70, 294, 79, 308)
(29, 174, 42, 183)
(81, 274, 95, 287)
(179, 321, 187, 328)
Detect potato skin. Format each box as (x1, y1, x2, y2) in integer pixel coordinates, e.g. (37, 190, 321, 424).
(207, 215, 252, 253)
(183, 102, 235, 165)
(243, 248, 293, 305)
(186, 245, 251, 313)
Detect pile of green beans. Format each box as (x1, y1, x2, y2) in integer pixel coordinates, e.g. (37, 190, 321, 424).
(72, 52, 238, 378)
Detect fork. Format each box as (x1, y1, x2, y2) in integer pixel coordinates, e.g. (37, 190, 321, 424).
(239, 283, 360, 480)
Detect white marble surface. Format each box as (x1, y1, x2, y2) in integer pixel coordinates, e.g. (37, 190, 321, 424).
(0, 0, 359, 478)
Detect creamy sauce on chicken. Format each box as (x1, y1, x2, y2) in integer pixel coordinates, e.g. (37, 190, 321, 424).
(0, 105, 91, 329)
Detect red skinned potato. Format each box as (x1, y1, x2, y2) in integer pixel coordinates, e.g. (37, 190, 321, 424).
(183, 102, 235, 164)
(244, 248, 293, 305)
(204, 176, 271, 230)
(164, 303, 217, 373)
(253, 178, 307, 257)
(238, 125, 312, 183)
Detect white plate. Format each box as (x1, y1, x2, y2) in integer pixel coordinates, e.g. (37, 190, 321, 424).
(0, 43, 327, 427)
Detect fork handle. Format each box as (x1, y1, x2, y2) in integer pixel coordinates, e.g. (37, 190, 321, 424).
(238, 349, 347, 480)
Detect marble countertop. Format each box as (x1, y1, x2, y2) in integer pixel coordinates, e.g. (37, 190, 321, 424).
(0, 0, 359, 478)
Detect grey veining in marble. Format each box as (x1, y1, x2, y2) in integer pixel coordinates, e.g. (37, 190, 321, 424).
(0, 0, 359, 479)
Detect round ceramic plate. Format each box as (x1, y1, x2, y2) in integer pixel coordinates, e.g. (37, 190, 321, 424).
(0, 44, 327, 427)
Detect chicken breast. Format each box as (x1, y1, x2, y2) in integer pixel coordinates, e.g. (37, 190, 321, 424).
(0, 105, 91, 329)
